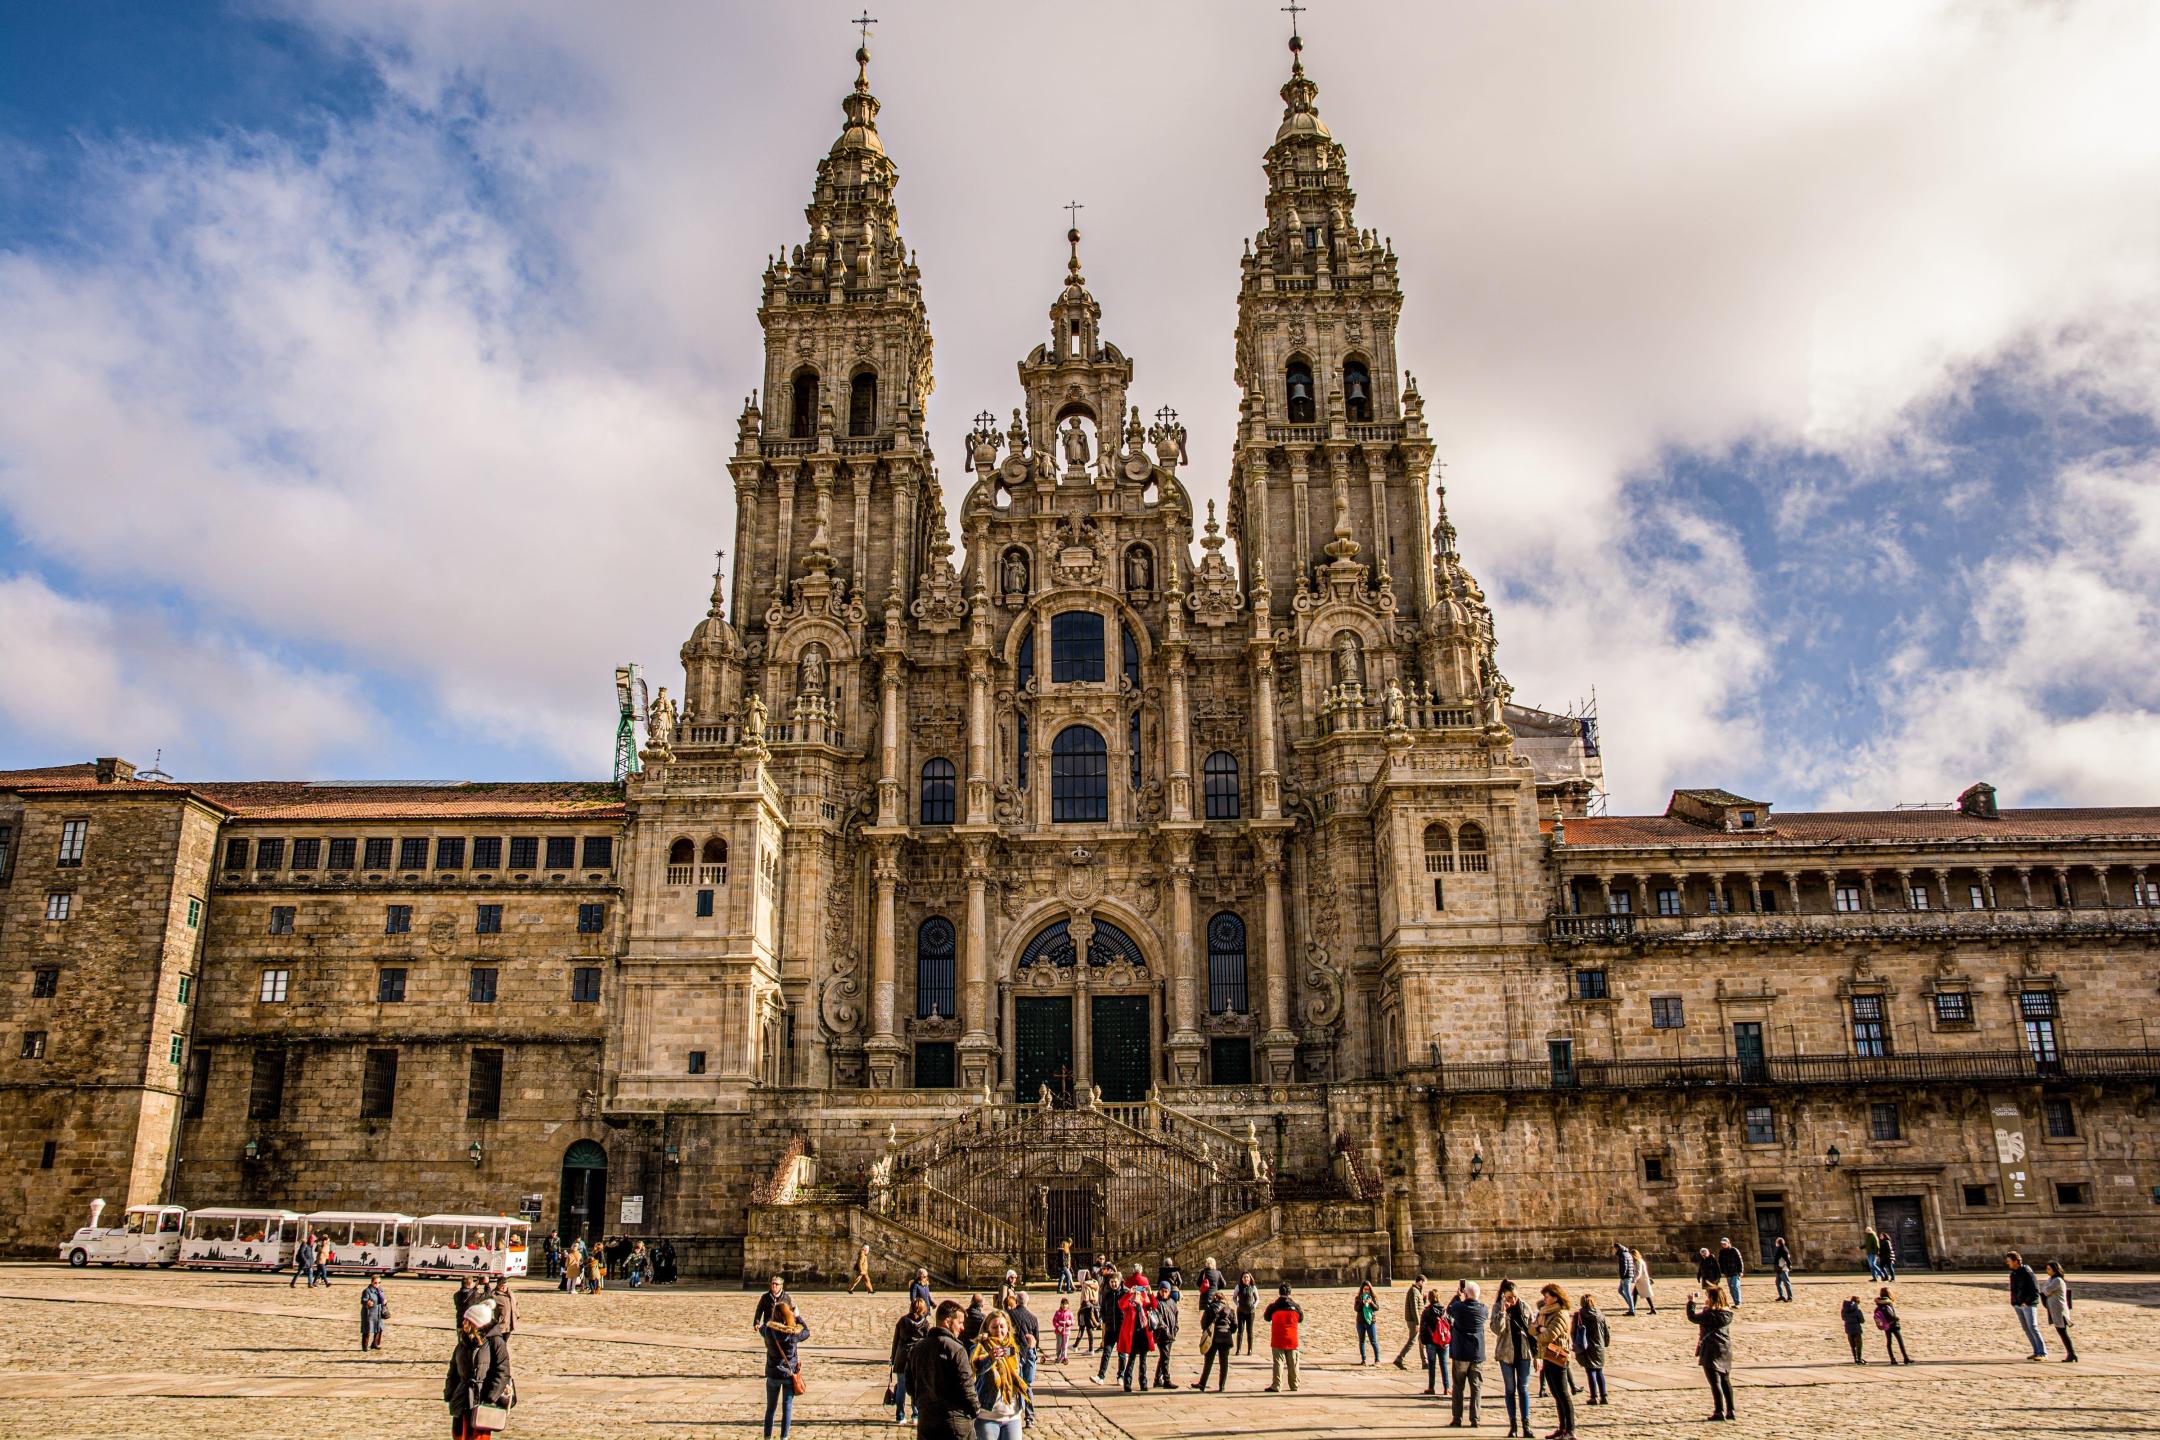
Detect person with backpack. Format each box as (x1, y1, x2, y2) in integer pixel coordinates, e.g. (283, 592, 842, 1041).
(1840, 1294, 1868, 1363)
(1263, 1283, 1304, 1393)
(1873, 1287, 1912, 1364)
(889, 1294, 931, 1424)
(1572, 1292, 1610, 1404)
(1418, 1285, 1452, 1396)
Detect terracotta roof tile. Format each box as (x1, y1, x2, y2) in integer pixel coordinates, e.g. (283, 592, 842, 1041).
(0, 771, 623, 821)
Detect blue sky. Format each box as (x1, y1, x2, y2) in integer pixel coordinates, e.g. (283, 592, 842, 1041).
(2, 0, 2158, 812)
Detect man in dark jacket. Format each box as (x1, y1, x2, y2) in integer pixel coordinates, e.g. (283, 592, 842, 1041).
(1010, 1290, 1041, 1421)
(908, 1299, 982, 1439)
(1695, 1247, 1722, 1291)
(2007, 1251, 2047, 1358)
(1446, 1280, 1489, 1427)
(889, 1295, 931, 1423)
(1151, 1283, 1181, 1389)
(1716, 1237, 1746, 1306)
(961, 1293, 987, 1347)
(752, 1274, 795, 1332)
(1094, 1268, 1124, 1381)
(454, 1275, 482, 1323)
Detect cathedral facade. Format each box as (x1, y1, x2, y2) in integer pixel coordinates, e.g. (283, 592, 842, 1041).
(4, 38, 2157, 1280)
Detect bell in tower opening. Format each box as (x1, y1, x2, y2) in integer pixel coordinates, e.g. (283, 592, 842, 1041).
(1345, 358, 1371, 421)
(1286, 357, 1315, 423)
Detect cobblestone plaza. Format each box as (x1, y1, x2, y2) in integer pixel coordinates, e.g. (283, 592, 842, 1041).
(1, 1265, 2154, 1439)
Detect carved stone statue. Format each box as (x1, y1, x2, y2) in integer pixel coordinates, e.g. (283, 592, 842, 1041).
(1383, 677, 1405, 728)
(1125, 546, 1152, 592)
(1003, 549, 1030, 598)
(745, 692, 768, 743)
(798, 644, 827, 696)
(647, 687, 677, 747)
(1061, 415, 1091, 470)
(1334, 631, 1365, 690)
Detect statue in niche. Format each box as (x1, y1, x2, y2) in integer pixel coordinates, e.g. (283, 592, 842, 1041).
(797, 643, 828, 696)
(1333, 631, 1365, 690)
(1125, 546, 1152, 592)
(1062, 415, 1091, 470)
(1003, 549, 1030, 599)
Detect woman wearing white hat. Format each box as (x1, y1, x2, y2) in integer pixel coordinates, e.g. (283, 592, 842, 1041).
(444, 1300, 513, 1437)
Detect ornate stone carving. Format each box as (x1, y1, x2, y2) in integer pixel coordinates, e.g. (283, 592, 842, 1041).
(1186, 501, 1245, 629)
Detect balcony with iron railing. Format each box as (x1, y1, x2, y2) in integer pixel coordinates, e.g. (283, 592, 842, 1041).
(1423, 1047, 2159, 1096)
(1549, 906, 2160, 945)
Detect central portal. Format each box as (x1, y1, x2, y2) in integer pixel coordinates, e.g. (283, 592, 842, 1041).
(1091, 994, 1151, 1101)
(1014, 996, 1074, 1104)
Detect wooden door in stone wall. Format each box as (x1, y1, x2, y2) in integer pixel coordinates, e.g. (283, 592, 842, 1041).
(560, 1140, 608, 1246)
(1015, 997, 1074, 1105)
(1871, 1196, 1930, 1269)
(1091, 995, 1151, 1102)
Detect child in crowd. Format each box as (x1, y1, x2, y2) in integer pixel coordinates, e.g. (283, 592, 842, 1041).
(1840, 1294, 1867, 1363)
(1874, 1287, 1913, 1364)
(1053, 1297, 1073, 1363)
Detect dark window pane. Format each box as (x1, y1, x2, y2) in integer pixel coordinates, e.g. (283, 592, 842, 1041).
(469, 967, 498, 1004)
(223, 838, 249, 870)
(385, 905, 411, 935)
(436, 837, 465, 869)
(1203, 751, 1240, 820)
(508, 836, 539, 869)
(362, 837, 392, 870)
(546, 836, 576, 869)
(1050, 611, 1106, 684)
(572, 966, 602, 1002)
(254, 838, 284, 871)
(248, 1049, 286, 1120)
(582, 836, 613, 869)
(360, 1048, 398, 1118)
(1206, 912, 1247, 1014)
(578, 903, 607, 933)
(475, 904, 502, 934)
(1050, 725, 1108, 822)
(467, 1048, 503, 1120)
(916, 917, 957, 1018)
(377, 967, 407, 1003)
(290, 838, 321, 870)
(472, 837, 502, 869)
(920, 758, 956, 826)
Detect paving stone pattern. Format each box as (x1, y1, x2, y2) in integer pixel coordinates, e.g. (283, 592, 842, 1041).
(0, 1264, 2154, 1438)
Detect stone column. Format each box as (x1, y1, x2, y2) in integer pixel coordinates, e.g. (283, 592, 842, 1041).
(772, 463, 799, 597)
(2017, 867, 2034, 908)
(958, 838, 995, 1090)
(1783, 871, 1802, 913)
(1861, 870, 1879, 910)
(2052, 866, 2072, 908)
(1166, 840, 1203, 1085)
(965, 655, 991, 824)
(1821, 870, 1841, 913)
(877, 652, 902, 826)
(865, 844, 904, 1087)
(1253, 643, 1282, 817)
(1896, 868, 1915, 909)
(1933, 867, 1953, 912)
(1166, 651, 1192, 821)
(2092, 864, 2113, 909)
(1258, 833, 1298, 1082)
(1073, 962, 1094, 1096)
(1597, 876, 1614, 913)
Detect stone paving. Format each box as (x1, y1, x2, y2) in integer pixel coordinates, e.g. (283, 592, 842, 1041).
(0, 1263, 2153, 1438)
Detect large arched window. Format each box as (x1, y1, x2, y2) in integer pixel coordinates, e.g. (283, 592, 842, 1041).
(1203, 751, 1241, 820)
(1344, 357, 1373, 422)
(1016, 630, 1035, 690)
(1018, 916, 1146, 969)
(1458, 821, 1489, 872)
(1423, 823, 1451, 910)
(915, 917, 956, 1018)
(667, 838, 694, 866)
(700, 837, 729, 883)
(919, 757, 956, 826)
(1050, 725, 1108, 822)
(1050, 611, 1106, 684)
(1285, 357, 1315, 424)
(848, 369, 877, 436)
(1207, 912, 1248, 1013)
(789, 368, 820, 439)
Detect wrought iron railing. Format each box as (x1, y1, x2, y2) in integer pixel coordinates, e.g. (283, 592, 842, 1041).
(1548, 909, 2160, 944)
(1429, 1047, 2160, 1095)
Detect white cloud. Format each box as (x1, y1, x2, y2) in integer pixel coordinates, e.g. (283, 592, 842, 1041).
(0, 575, 379, 773)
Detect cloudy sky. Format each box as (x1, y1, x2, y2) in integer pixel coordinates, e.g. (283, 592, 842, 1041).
(3, 0, 2158, 814)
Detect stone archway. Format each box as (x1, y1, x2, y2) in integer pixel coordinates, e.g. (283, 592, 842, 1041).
(1007, 913, 1158, 1103)
(559, 1139, 607, 1246)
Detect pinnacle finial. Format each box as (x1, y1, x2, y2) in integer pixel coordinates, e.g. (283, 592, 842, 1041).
(851, 12, 877, 92)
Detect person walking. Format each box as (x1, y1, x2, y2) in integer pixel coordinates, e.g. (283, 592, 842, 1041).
(760, 1301, 809, 1440)
(910, 1299, 984, 1440)
(2007, 1251, 2047, 1359)
(1573, 1292, 1609, 1405)
(542, 1231, 558, 1281)
(1686, 1282, 1736, 1423)
(1717, 1237, 1746, 1306)
(1772, 1237, 1794, 1302)
(1150, 1282, 1179, 1390)
(1840, 1294, 1867, 1363)
(1489, 1280, 1536, 1439)
(2042, 1261, 2078, 1362)
(754, 1274, 796, 1332)
(291, 1232, 316, 1289)
(1632, 1249, 1657, 1314)
(1263, 1283, 1303, 1393)
(971, 1309, 1030, 1440)
(1197, 1256, 1227, 1311)
(1235, 1271, 1259, 1355)
(1534, 1284, 1578, 1440)
(1872, 1287, 1912, 1364)
(1058, 1238, 1074, 1294)
(1862, 1226, 1882, 1279)
(1052, 1298, 1072, 1363)
(890, 1295, 931, 1425)
(1693, 1247, 1721, 1292)
(1614, 1242, 1638, 1316)
(963, 1294, 988, 1350)
(1075, 1272, 1097, 1353)
(1196, 1286, 1238, 1391)
(1393, 1275, 1428, 1367)
(1010, 1289, 1042, 1420)
(1117, 1269, 1159, 1392)
(1447, 1279, 1488, 1427)
(454, 1275, 483, 1326)
(1419, 1286, 1452, 1397)
(1878, 1230, 1899, 1282)
(489, 1275, 517, 1338)
(1353, 1281, 1382, 1365)
(359, 1275, 388, 1353)
(1094, 1268, 1124, 1383)
(444, 1299, 512, 1440)
(847, 1243, 875, 1294)
(908, 1268, 934, 1309)
(313, 1239, 332, 1287)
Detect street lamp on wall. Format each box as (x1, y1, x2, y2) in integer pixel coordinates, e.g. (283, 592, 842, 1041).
(469, 1141, 484, 1168)
(1825, 1143, 1842, 1171)
(242, 1138, 260, 1163)
(664, 1144, 681, 1167)
(1469, 1149, 1485, 1181)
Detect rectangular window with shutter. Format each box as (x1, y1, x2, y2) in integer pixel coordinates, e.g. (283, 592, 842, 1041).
(467, 1048, 503, 1120)
(360, 1048, 398, 1118)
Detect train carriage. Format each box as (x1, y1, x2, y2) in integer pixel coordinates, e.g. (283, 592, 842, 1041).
(179, 1207, 302, 1271)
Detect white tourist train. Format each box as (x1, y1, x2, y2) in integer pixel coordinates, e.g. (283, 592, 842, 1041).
(304, 1210, 419, 1274)
(409, 1214, 531, 1278)
(178, 1207, 304, 1270)
(61, 1200, 186, 1267)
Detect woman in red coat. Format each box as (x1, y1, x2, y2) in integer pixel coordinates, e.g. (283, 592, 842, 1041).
(1117, 1268, 1158, 1392)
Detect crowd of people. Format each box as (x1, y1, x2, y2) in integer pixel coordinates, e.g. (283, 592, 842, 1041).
(539, 1230, 682, 1292)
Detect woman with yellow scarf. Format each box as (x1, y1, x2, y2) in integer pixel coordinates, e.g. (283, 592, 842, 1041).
(971, 1309, 1031, 1439)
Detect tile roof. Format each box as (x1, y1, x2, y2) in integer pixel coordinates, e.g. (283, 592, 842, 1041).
(1564, 808, 2160, 848)
(0, 771, 623, 820)
(1669, 788, 1762, 808)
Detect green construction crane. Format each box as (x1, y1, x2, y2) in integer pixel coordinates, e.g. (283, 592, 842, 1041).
(613, 664, 646, 783)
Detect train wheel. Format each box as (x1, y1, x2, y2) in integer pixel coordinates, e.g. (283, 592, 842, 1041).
(68, 1249, 88, 1267)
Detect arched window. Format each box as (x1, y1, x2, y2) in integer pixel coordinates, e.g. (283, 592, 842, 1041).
(1203, 752, 1241, 820)
(1016, 630, 1035, 691)
(848, 369, 877, 436)
(1050, 725, 1108, 822)
(919, 757, 956, 826)
(789, 368, 819, 439)
(1050, 611, 1106, 684)
(1018, 916, 1146, 969)
(915, 917, 956, 1018)
(1207, 912, 1248, 1014)
(667, 838, 694, 866)
(1121, 622, 1140, 689)
(1458, 821, 1489, 873)
(1423, 823, 1451, 910)
(701, 837, 728, 865)
(1344, 357, 1372, 422)
(1285, 357, 1315, 424)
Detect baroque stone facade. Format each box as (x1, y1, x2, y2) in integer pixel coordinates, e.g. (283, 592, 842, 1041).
(4, 36, 2157, 1277)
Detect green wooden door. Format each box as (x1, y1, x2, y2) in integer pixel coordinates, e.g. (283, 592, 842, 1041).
(1091, 994, 1152, 1102)
(1014, 997, 1073, 1104)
